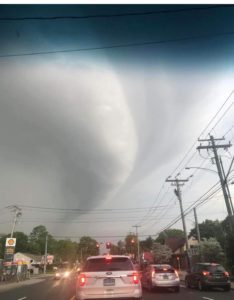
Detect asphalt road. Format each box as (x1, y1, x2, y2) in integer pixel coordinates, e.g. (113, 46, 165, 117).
(0, 277, 233, 300)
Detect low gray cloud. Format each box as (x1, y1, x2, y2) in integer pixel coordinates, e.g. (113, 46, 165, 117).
(0, 59, 233, 238)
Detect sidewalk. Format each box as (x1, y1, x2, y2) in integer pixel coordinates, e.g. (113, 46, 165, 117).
(0, 274, 53, 292)
(178, 270, 234, 290)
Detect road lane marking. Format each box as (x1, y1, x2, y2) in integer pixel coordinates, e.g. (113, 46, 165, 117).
(17, 297, 27, 300)
(202, 297, 214, 300)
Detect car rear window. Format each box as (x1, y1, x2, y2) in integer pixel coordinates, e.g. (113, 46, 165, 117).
(205, 265, 225, 272)
(153, 265, 175, 273)
(83, 257, 134, 272)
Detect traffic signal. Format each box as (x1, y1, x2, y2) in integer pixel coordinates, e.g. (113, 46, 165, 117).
(106, 242, 111, 249)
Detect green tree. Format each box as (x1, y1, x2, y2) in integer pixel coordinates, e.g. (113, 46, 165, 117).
(0, 232, 29, 257)
(115, 240, 125, 255)
(156, 229, 185, 244)
(140, 236, 153, 251)
(189, 219, 225, 246)
(0, 235, 5, 258)
(125, 234, 137, 256)
(152, 242, 172, 263)
(28, 225, 53, 254)
(199, 238, 225, 264)
(221, 216, 234, 273)
(78, 236, 99, 262)
(54, 240, 78, 263)
(12, 232, 29, 253)
(110, 243, 120, 255)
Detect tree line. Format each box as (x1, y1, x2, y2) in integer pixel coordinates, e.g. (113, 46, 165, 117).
(0, 217, 233, 273)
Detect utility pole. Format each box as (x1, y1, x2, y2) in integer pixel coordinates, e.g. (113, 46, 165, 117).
(8, 206, 22, 238)
(166, 177, 190, 252)
(197, 135, 233, 228)
(193, 207, 201, 243)
(44, 234, 48, 274)
(220, 157, 234, 214)
(166, 176, 191, 270)
(133, 225, 141, 264)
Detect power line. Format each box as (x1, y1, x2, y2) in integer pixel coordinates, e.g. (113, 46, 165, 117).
(155, 174, 234, 235)
(199, 90, 234, 138)
(1, 30, 234, 59)
(209, 100, 234, 135)
(1, 5, 233, 21)
(12, 203, 181, 212)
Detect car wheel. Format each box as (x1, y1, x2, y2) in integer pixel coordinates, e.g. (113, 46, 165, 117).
(185, 279, 190, 289)
(224, 285, 230, 292)
(174, 286, 180, 293)
(198, 280, 204, 291)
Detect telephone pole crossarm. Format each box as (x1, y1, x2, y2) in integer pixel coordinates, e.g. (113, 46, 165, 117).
(197, 144, 231, 150)
(166, 179, 188, 182)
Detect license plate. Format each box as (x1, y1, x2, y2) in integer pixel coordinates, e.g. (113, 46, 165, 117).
(103, 278, 115, 286)
(163, 275, 169, 279)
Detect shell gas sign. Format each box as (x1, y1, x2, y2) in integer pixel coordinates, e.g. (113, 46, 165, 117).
(5, 238, 16, 247)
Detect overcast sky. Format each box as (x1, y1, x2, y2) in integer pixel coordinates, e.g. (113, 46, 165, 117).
(0, 4, 234, 244)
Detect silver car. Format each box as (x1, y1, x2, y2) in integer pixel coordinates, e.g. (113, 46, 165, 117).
(76, 255, 142, 300)
(141, 264, 180, 292)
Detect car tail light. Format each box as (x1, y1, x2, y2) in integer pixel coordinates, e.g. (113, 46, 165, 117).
(105, 254, 112, 260)
(132, 272, 139, 284)
(174, 269, 179, 278)
(202, 271, 210, 276)
(151, 270, 155, 277)
(79, 274, 86, 286)
(224, 271, 229, 277)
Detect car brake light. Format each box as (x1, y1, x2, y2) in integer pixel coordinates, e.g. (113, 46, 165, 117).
(202, 271, 210, 276)
(105, 254, 112, 260)
(224, 271, 229, 277)
(151, 270, 155, 277)
(174, 269, 179, 277)
(79, 274, 86, 286)
(132, 272, 139, 284)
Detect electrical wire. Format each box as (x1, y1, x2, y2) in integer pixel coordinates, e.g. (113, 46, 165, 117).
(1, 5, 233, 21)
(200, 90, 234, 138)
(1, 30, 234, 59)
(154, 174, 234, 236)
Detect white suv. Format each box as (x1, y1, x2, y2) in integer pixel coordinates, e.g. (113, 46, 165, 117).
(76, 255, 142, 300)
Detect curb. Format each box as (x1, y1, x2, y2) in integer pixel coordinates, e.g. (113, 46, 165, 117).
(0, 274, 52, 290)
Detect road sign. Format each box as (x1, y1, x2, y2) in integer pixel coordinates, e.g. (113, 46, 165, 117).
(5, 238, 16, 247)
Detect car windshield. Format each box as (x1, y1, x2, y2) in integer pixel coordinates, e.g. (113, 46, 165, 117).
(83, 257, 134, 272)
